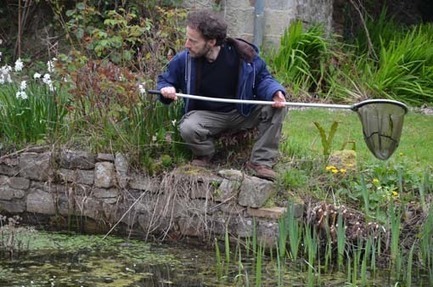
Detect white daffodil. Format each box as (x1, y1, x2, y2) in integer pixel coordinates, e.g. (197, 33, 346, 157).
(42, 73, 51, 85)
(16, 90, 28, 99)
(14, 58, 24, 72)
(20, 80, 27, 91)
(47, 59, 56, 73)
(138, 84, 146, 94)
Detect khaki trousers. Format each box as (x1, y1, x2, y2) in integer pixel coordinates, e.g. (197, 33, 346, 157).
(178, 105, 288, 167)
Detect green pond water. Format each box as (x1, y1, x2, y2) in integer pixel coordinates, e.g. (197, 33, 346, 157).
(0, 230, 432, 287)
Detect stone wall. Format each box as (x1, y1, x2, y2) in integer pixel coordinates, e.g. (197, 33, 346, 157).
(183, 0, 334, 47)
(0, 146, 303, 244)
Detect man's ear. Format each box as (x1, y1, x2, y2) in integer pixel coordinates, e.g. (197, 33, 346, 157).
(208, 38, 217, 47)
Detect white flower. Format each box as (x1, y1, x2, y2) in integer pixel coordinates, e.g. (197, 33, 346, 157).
(20, 80, 27, 91)
(14, 58, 24, 72)
(0, 52, 2, 62)
(138, 84, 145, 94)
(33, 72, 42, 79)
(42, 73, 51, 85)
(16, 90, 28, 99)
(171, 119, 177, 126)
(47, 58, 57, 73)
(0, 65, 12, 84)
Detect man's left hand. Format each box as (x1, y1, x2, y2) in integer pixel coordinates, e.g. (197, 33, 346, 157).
(272, 91, 286, 108)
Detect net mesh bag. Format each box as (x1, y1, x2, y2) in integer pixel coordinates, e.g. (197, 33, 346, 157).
(353, 100, 408, 160)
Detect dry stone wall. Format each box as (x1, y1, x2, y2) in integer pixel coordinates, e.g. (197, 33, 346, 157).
(0, 146, 303, 244)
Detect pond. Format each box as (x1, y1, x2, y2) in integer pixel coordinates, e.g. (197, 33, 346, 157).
(0, 228, 432, 287)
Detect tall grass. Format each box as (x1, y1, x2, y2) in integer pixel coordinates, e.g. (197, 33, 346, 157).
(268, 20, 332, 95)
(268, 9, 433, 106)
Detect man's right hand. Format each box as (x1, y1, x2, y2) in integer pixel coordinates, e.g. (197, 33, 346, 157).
(160, 86, 178, 101)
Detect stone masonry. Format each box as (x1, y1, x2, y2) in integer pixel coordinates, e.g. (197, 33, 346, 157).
(183, 0, 334, 47)
(0, 146, 303, 245)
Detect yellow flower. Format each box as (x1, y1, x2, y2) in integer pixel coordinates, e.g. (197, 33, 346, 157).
(325, 165, 336, 171)
(372, 178, 380, 185)
(339, 168, 347, 174)
(392, 191, 399, 198)
(331, 168, 339, 174)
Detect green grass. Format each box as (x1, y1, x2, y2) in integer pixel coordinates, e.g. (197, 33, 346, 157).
(281, 108, 433, 169)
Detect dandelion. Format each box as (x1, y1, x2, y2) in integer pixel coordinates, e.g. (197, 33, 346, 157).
(339, 168, 347, 174)
(14, 58, 24, 72)
(392, 191, 399, 198)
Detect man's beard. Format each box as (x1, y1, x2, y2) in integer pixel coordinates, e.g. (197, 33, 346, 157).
(189, 43, 212, 59)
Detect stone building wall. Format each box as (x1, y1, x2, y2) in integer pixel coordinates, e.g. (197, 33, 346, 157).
(182, 0, 334, 47)
(0, 147, 303, 244)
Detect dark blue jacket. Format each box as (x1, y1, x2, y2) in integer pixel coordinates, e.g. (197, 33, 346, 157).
(157, 38, 286, 116)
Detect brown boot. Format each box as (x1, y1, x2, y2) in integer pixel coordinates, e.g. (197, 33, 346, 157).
(246, 162, 276, 181)
(191, 155, 212, 167)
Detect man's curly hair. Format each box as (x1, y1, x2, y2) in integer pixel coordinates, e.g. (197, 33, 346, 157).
(186, 10, 227, 46)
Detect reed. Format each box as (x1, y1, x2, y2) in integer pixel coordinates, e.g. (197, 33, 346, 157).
(336, 213, 346, 269)
(214, 238, 223, 281)
(254, 241, 264, 287)
(405, 243, 415, 287)
(389, 204, 401, 264)
(303, 226, 318, 286)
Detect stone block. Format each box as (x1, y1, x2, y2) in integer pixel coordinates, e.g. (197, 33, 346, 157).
(0, 156, 19, 176)
(266, 0, 295, 10)
(237, 175, 275, 208)
(76, 169, 94, 185)
(58, 168, 76, 183)
(115, 153, 129, 188)
(59, 150, 95, 170)
(93, 189, 119, 200)
(129, 173, 156, 191)
(8, 177, 30, 190)
(97, 153, 115, 162)
(94, 162, 116, 188)
(0, 199, 25, 213)
(247, 206, 287, 219)
(0, 186, 26, 200)
(19, 152, 52, 181)
(26, 189, 56, 214)
(215, 179, 241, 202)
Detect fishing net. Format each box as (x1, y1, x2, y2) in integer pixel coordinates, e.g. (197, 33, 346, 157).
(352, 99, 408, 160)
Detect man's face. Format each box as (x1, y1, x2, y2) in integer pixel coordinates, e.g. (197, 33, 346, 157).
(184, 26, 214, 58)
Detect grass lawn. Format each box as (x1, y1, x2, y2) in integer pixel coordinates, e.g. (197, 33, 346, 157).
(281, 108, 433, 170)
